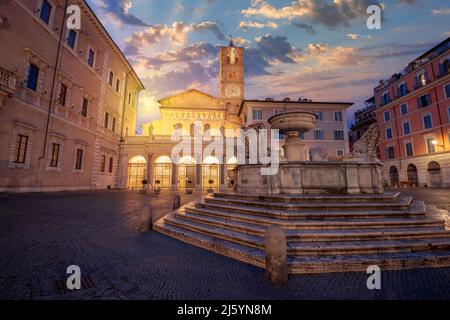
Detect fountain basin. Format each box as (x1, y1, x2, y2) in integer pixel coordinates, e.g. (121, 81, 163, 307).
(268, 111, 317, 134)
(238, 161, 384, 195)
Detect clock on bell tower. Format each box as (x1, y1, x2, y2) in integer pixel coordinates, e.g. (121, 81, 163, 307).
(219, 41, 244, 115)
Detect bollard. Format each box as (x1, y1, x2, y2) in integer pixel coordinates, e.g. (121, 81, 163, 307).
(139, 206, 153, 232)
(172, 194, 181, 211)
(265, 225, 288, 285)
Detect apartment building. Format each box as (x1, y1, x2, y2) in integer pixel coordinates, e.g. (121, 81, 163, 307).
(239, 98, 352, 159)
(0, 0, 144, 192)
(374, 37, 450, 187)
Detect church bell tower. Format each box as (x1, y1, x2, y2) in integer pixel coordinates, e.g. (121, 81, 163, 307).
(219, 40, 244, 115)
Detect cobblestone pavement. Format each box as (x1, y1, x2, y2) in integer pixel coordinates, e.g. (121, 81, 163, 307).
(0, 188, 450, 300)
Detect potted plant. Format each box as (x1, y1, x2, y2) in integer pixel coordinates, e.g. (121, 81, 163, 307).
(207, 179, 214, 193)
(185, 179, 193, 194)
(140, 179, 148, 194)
(154, 180, 161, 193)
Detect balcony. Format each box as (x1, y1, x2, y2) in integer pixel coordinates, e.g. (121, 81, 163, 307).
(0, 66, 17, 96)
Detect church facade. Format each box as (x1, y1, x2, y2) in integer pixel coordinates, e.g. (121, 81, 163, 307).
(119, 43, 353, 192)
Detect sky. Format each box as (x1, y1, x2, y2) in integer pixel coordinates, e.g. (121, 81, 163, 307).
(86, 0, 450, 131)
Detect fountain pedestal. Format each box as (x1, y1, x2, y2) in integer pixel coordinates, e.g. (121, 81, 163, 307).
(283, 131, 307, 161)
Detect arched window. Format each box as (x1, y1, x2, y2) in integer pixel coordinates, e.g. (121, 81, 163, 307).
(226, 56, 230, 64)
(190, 123, 195, 137)
(204, 124, 211, 138)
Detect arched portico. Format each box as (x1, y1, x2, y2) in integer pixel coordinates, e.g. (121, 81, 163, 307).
(127, 156, 146, 190)
(428, 161, 442, 187)
(154, 156, 172, 189)
(202, 156, 220, 190)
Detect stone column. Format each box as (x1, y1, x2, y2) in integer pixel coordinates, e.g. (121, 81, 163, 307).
(147, 153, 153, 190)
(265, 225, 288, 284)
(195, 163, 202, 190)
(171, 163, 178, 190)
(117, 153, 128, 189)
(220, 155, 227, 191)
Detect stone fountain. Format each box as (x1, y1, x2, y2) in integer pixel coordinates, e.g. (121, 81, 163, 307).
(238, 111, 384, 195)
(154, 112, 450, 274)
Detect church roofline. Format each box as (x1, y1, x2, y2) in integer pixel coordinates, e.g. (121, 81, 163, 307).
(238, 99, 354, 116)
(157, 89, 221, 104)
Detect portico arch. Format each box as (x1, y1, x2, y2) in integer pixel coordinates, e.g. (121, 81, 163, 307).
(154, 156, 172, 189)
(179, 156, 196, 189)
(203, 156, 220, 190)
(407, 164, 419, 187)
(127, 156, 146, 190)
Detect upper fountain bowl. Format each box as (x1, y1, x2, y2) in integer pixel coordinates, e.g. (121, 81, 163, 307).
(268, 111, 318, 134)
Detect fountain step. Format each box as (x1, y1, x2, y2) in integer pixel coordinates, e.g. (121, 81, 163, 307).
(211, 192, 401, 203)
(195, 200, 426, 220)
(204, 196, 413, 211)
(153, 221, 266, 268)
(183, 205, 440, 229)
(288, 251, 450, 274)
(163, 211, 449, 245)
(288, 238, 450, 255)
(154, 219, 450, 273)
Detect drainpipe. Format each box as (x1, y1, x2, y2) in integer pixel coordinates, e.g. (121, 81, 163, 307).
(430, 63, 446, 150)
(120, 72, 130, 142)
(39, 0, 69, 160)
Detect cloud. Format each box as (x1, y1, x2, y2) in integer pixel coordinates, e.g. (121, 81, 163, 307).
(431, 7, 450, 15)
(90, 0, 149, 26)
(138, 42, 218, 70)
(239, 21, 278, 29)
(124, 21, 225, 55)
(346, 33, 373, 41)
(291, 22, 316, 35)
(242, 0, 382, 28)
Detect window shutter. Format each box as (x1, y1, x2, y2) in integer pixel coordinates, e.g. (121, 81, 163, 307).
(415, 76, 419, 88)
(424, 72, 429, 83)
(439, 63, 445, 76)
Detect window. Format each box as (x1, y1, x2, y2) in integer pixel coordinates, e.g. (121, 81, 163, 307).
(87, 48, 95, 67)
(50, 143, 60, 167)
(75, 149, 83, 170)
(116, 79, 120, 92)
(385, 146, 395, 160)
(334, 130, 344, 140)
(109, 71, 114, 86)
(417, 72, 428, 87)
(15, 135, 28, 164)
(314, 130, 324, 140)
(81, 98, 88, 117)
(59, 83, 67, 106)
(26, 63, 39, 91)
(383, 111, 391, 122)
(100, 155, 106, 172)
(112, 117, 116, 132)
(104, 112, 109, 128)
(423, 114, 433, 129)
(334, 111, 343, 121)
(382, 92, 390, 105)
(440, 59, 450, 76)
(39, 0, 52, 24)
(252, 109, 262, 120)
(400, 104, 408, 115)
(397, 83, 407, 97)
(67, 30, 77, 49)
(426, 137, 436, 154)
(418, 94, 431, 108)
(108, 157, 113, 173)
(337, 150, 344, 156)
(445, 84, 450, 99)
(403, 122, 411, 135)
(315, 111, 323, 121)
(405, 142, 414, 157)
(274, 109, 284, 115)
(386, 128, 393, 140)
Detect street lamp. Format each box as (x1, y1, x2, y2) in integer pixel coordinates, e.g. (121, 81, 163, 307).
(431, 139, 444, 148)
